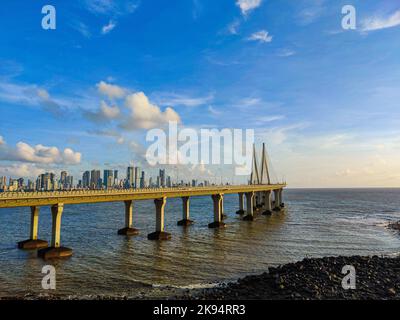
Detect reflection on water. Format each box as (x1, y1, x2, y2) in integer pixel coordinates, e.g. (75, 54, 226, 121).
(1, 189, 400, 297)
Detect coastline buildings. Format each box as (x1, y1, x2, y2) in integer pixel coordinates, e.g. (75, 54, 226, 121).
(0, 166, 213, 192)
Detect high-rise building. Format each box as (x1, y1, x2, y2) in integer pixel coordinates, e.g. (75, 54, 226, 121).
(60, 171, 67, 189)
(159, 169, 165, 187)
(166, 176, 171, 188)
(126, 166, 134, 188)
(90, 170, 101, 189)
(113, 170, 118, 186)
(134, 167, 140, 189)
(103, 170, 113, 188)
(140, 171, 145, 188)
(82, 171, 90, 188)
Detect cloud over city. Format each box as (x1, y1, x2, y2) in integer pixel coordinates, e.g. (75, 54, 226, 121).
(0, 136, 81, 165)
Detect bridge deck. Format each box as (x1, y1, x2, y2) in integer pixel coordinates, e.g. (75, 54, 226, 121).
(0, 184, 286, 208)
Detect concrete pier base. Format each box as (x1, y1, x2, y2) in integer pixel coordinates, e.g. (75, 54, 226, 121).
(118, 200, 139, 236)
(38, 246, 72, 259)
(243, 214, 254, 221)
(178, 197, 193, 227)
(208, 221, 226, 228)
(148, 197, 170, 240)
(18, 239, 48, 250)
(245, 192, 255, 221)
(117, 227, 140, 236)
(147, 231, 171, 240)
(177, 219, 194, 226)
(209, 194, 225, 228)
(18, 206, 47, 250)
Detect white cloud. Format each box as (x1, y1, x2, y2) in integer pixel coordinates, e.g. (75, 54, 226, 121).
(361, 10, 400, 32)
(227, 20, 240, 35)
(208, 105, 221, 116)
(100, 100, 120, 118)
(297, 1, 326, 25)
(84, 100, 121, 122)
(84, 0, 139, 15)
(247, 30, 273, 43)
(236, 0, 262, 16)
(71, 21, 91, 38)
(153, 92, 214, 107)
(102, 20, 116, 34)
(277, 49, 296, 57)
(257, 115, 285, 122)
(0, 138, 81, 165)
(97, 81, 125, 99)
(121, 92, 181, 130)
(0, 164, 45, 179)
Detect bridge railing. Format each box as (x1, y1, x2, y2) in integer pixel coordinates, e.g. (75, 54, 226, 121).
(0, 183, 286, 199)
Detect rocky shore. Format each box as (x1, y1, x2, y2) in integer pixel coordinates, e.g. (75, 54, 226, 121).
(1, 255, 399, 300)
(185, 255, 400, 300)
(389, 221, 400, 233)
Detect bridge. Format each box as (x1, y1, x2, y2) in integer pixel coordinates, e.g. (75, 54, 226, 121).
(0, 143, 286, 259)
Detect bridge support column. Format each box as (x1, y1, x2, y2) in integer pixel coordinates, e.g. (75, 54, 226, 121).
(279, 189, 285, 208)
(236, 193, 245, 214)
(38, 204, 72, 259)
(18, 206, 48, 249)
(262, 191, 272, 215)
(243, 192, 255, 221)
(221, 194, 227, 219)
(208, 194, 226, 228)
(273, 189, 281, 211)
(256, 192, 262, 209)
(178, 196, 193, 226)
(148, 197, 171, 240)
(118, 200, 139, 235)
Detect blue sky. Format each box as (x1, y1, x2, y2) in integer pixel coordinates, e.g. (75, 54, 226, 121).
(1, 0, 400, 187)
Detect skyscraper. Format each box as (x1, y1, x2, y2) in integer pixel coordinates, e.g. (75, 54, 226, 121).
(114, 170, 118, 186)
(82, 171, 90, 188)
(60, 171, 67, 189)
(90, 170, 101, 189)
(140, 171, 145, 188)
(103, 170, 113, 188)
(159, 169, 165, 187)
(134, 167, 140, 189)
(126, 166, 134, 188)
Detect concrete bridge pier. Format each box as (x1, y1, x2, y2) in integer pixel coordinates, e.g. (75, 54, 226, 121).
(262, 191, 272, 215)
(208, 194, 226, 228)
(18, 206, 48, 249)
(236, 193, 245, 214)
(243, 192, 255, 221)
(221, 194, 227, 220)
(148, 197, 171, 240)
(273, 189, 282, 212)
(279, 189, 285, 208)
(118, 200, 139, 235)
(177, 196, 193, 226)
(256, 192, 263, 209)
(38, 204, 72, 259)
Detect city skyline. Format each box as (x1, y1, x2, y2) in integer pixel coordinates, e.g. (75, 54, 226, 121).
(1, 1, 400, 187)
(0, 165, 215, 192)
